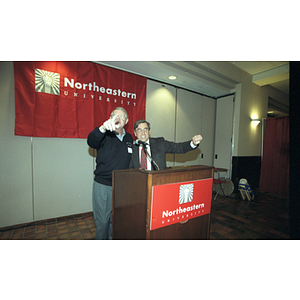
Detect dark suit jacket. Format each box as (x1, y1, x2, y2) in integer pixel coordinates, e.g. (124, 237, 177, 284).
(129, 137, 198, 170)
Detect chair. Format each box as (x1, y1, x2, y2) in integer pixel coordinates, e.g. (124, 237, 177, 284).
(213, 168, 234, 200)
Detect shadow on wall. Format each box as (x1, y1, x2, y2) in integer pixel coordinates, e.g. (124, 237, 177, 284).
(166, 148, 201, 165)
(88, 147, 96, 158)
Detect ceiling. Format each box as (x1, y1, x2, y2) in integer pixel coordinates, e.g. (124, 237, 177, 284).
(231, 61, 289, 117)
(96, 61, 289, 116)
(230, 61, 289, 95)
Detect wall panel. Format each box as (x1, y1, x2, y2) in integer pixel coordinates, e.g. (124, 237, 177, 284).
(213, 94, 234, 176)
(200, 96, 216, 166)
(175, 89, 216, 167)
(0, 62, 33, 227)
(175, 89, 203, 166)
(33, 138, 93, 221)
(146, 80, 177, 167)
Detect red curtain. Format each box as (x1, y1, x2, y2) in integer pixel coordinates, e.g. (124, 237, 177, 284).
(259, 116, 289, 196)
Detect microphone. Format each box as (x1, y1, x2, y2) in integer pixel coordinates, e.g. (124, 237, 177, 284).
(136, 140, 146, 147)
(135, 140, 160, 171)
(134, 139, 145, 147)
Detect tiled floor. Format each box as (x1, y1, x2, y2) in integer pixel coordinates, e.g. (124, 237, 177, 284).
(0, 212, 96, 240)
(0, 191, 289, 240)
(210, 191, 289, 239)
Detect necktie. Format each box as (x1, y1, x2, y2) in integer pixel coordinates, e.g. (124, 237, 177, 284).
(140, 146, 147, 169)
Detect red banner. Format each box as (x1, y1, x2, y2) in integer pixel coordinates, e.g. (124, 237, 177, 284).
(14, 61, 146, 138)
(150, 179, 213, 231)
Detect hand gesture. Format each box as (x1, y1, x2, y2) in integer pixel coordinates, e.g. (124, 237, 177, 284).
(102, 114, 117, 132)
(192, 134, 203, 146)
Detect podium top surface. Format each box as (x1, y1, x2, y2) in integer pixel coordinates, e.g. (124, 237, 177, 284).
(114, 165, 214, 174)
(214, 167, 228, 173)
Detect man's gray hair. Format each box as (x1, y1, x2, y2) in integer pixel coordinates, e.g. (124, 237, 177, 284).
(111, 107, 128, 119)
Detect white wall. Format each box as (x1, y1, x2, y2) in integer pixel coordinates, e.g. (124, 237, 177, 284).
(1, 62, 34, 227)
(231, 73, 269, 157)
(0, 62, 94, 227)
(174, 89, 215, 167)
(32, 138, 94, 221)
(146, 80, 177, 167)
(200, 62, 288, 158)
(146, 80, 177, 142)
(146, 80, 216, 168)
(214, 94, 235, 175)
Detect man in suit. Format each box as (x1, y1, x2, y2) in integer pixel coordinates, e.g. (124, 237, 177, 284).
(129, 119, 203, 170)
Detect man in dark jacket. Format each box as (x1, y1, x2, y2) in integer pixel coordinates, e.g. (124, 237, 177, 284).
(87, 107, 133, 239)
(129, 119, 203, 171)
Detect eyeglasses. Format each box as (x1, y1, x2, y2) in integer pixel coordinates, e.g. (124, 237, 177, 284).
(111, 114, 126, 120)
(136, 128, 149, 133)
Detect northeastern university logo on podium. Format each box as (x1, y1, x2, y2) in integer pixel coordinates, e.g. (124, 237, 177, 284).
(150, 179, 213, 230)
(35, 68, 60, 95)
(179, 183, 194, 204)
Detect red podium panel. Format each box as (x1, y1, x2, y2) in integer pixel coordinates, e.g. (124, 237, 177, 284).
(151, 178, 213, 231)
(112, 166, 214, 240)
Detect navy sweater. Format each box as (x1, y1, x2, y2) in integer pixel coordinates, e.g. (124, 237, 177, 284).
(87, 127, 133, 186)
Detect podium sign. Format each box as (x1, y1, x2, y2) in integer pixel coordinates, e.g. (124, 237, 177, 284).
(151, 179, 213, 230)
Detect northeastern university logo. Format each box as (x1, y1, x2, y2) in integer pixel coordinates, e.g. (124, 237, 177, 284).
(179, 183, 194, 204)
(35, 69, 60, 95)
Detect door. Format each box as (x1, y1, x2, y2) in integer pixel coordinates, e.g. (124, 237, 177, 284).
(213, 94, 235, 178)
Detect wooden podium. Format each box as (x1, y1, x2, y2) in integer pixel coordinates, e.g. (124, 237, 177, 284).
(112, 165, 214, 240)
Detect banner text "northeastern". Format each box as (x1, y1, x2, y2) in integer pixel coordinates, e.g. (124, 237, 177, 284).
(64, 78, 137, 99)
(162, 203, 204, 218)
